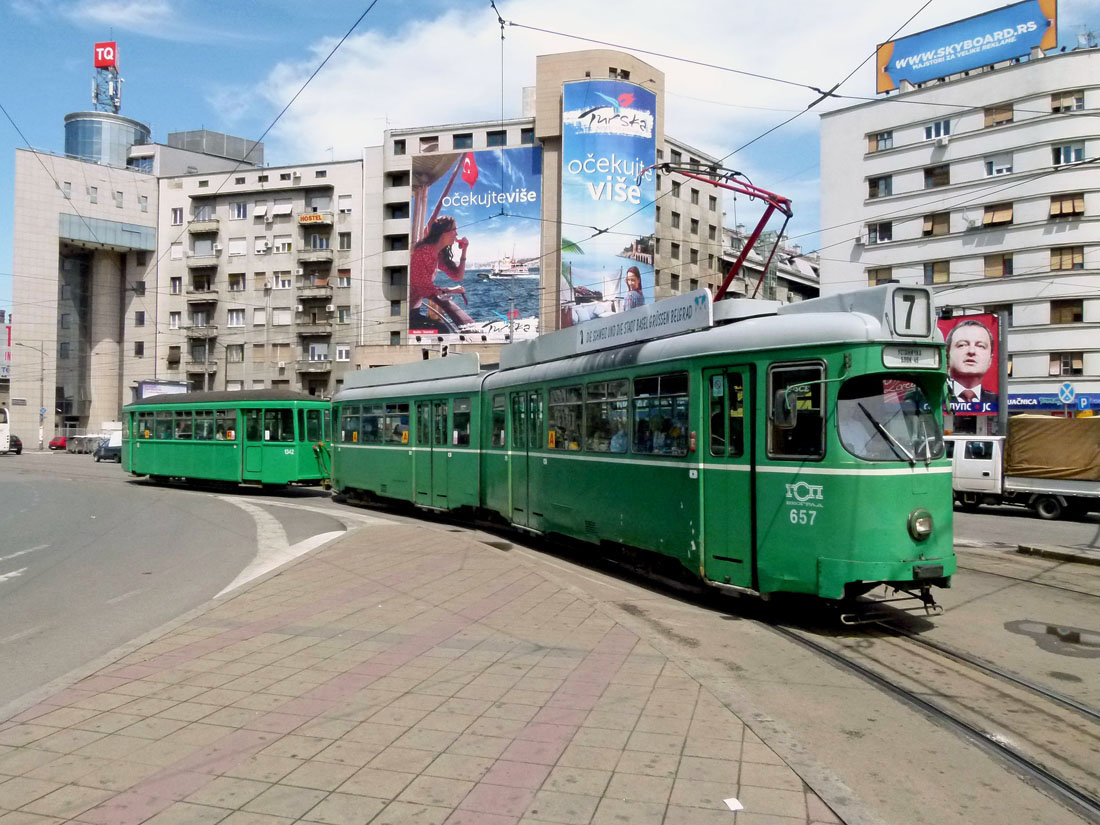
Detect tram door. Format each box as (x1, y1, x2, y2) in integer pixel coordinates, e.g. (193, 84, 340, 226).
(414, 400, 450, 508)
(241, 408, 265, 480)
(508, 391, 541, 527)
(701, 367, 755, 589)
(431, 400, 449, 508)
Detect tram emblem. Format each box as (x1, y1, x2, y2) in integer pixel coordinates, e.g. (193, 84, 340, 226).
(785, 481, 824, 504)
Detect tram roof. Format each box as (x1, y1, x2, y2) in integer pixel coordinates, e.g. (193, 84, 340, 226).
(124, 389, 324, 408)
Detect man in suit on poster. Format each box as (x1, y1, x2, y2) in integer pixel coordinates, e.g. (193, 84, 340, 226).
(946, 319, 996, 412)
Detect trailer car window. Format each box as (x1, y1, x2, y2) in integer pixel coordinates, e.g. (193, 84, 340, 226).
(305, 409, 325, 443)
(361, 404, 383, 444)
(217, 410, 236, 440)
(340, 406, 360, 443)
(491, 395, 506, 447)
(768, 364, 824, 460)
(585, 380, 629, 453)
(632, 373, 688, 456)
(138, 412, 154, 438)
(194, 410, 215, 441)
(174, 411, 193, 440)
(548, 386, 583, 450)
(264, 408, 295, 442)
(453, 398, 471, 446)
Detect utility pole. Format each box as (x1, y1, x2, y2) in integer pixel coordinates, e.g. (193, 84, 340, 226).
(15, 342, 46, 450)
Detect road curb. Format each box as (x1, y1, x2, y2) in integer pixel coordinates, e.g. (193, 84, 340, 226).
(1016, 544, 1100, 567)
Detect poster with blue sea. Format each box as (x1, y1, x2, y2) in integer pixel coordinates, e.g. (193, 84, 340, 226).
(409, 145, 542, 342)
(560, 79, 656, 328)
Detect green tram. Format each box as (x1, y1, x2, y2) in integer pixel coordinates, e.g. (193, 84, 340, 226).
(122, 390, 331, 487)
(331, 284, 956, 608)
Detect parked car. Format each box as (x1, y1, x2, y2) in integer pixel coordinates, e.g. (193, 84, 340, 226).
(48, 435, 67, 451)
(6, 435, 22, 455)
(93, 438, 121, 463)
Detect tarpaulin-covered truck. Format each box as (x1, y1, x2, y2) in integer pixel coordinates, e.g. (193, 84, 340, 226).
(946, 416, 1100, 520)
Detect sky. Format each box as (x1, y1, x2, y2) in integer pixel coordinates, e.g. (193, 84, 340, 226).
(2, 0, 1098, 318)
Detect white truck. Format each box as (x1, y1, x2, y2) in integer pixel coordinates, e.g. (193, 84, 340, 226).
(947, 416, 1100, 520)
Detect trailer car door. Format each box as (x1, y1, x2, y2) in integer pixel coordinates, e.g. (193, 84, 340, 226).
(701, 367, 755, 590)
(432, 400, 449, 508)
(414, 402, 432, 506)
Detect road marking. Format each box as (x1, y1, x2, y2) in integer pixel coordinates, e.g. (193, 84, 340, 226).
(106, 589, 145, 605)
(0, 567, 28, 584)
(0, 625, 46, 645)
(0, 545, 49, 564)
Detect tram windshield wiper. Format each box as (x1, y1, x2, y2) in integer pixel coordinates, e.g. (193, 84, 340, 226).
(857, 402, 915, 464)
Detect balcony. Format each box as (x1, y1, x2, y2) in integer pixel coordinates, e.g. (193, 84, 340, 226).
(186, 288, 219, 303)
(188, 219, 220, 234)
(185, 359, 219, 371)
(297, 283, 333, 299)
(297, 359, 332, 373)
(298, 211, 334, 227)
(184, 325, 218, 339)
(299, 248, 333, 264)
(296, 320, 333, 336)
(186, 251, 221, 268)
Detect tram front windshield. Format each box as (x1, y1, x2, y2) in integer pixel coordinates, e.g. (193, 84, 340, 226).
(837, 375, 944, 462)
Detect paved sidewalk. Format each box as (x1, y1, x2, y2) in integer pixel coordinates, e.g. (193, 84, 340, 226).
(0, 518, 841, 825)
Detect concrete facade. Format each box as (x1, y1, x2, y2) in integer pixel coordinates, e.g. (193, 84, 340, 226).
(820, 47, 1100, 428)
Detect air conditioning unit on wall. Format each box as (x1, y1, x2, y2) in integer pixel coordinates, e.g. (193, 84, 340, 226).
(326, 304, 335, 312)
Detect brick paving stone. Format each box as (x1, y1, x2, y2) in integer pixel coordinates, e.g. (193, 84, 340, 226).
(0, 750, 57, 778)
(665, 804, 745, 824)
(396, 775, 476, 808)
(669, 776, 740, 810)
(18, 783, 114, 819)
(421, 754, 494, 783)
(337, 766, 416, 800)
(604, 771, 672, 804)
(281, 760, 359, 791)
(300, 791, 386, 825)
(371, 799, 450, 825)
(522, 789, 601, 824)
(740, 761, 806, 794)
(184, 775, 271, 808)
(0, 777, 62, 809)
(141, 800, 234, 825)
(737, 785, 809, 819)
(242, 783, 328, 818)
(480, 760, 552, 790)
(590, 797, 665, 825)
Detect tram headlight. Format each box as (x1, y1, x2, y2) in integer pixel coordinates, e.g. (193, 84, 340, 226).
(907, 508, 934, 541)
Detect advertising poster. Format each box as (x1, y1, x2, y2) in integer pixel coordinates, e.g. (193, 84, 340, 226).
(876, 0, 1057, 93)
(938, 314, 1000, 416)
(560, 79, 656, 328)
(409, 146, 542, 342)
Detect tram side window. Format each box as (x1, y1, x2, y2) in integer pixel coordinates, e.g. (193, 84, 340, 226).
(174, 411, 193, 440)
(453, 398, 471, 446)
(632, 373, 689, 456)
(433, 402, 448, 446)
(511, 394, 526, 450)
(137, 411, 154, 438)
(709, 373, 745, 457)
(360, 404, 384, 444)
(216, 410, 235, 440)
(417, 403, 431, 446)
(768, 364, 824, 460)
(491, 395, 506, 447)
(194, 410, 215, 441)
(155, 411, 173, 439)
(264, 408, 294, 442)
(385, 403, 410, 444)
(585, 380, 629, 453)
(340, 406, 361, 443)
(548, 386, 583, 450)
(245, 410, 263, 442)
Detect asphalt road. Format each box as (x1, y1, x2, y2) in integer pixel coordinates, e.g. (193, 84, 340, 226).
(953, 502, 1100, 553)
(0, 451, 348, 712)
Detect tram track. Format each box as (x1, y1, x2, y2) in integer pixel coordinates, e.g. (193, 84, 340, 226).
(955, 561, 1100, 598)
(772, 621, 1100, 823)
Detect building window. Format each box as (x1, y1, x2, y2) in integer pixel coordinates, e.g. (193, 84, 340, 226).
(691, 189, 700, 205)
(671, 181, 681, 198)
(924, 165, 949, 189)
(336, 345, 351, 362)
(984, 253, 1013, 278)
(1050, 193, 1085, 218)
(315, 170, 327, 178)
(390, 330, 401, 346)
(227, 344, 244, 363)
(139, 194, 148, 212)
(985, 153, 1013, 176)
(229, 202, 247, 220)
(273, 234, 293, 253)
(923, 261, 949, 284)
(982, 203, 1013, 226)
(1049, 352, 1084, 376)
(253, 308, 266, 326)
(867, 221, 892, 244)
(134, 311, 145, 327)
(272, 308, 292, 326)
(228, 237, 247, 256)
(386, 235, 409, 251)
(193, 203, 214, 221)
(166, 345, 180, 365)
(258, 174, 268, 182)
(279, 173, 291, 181)
(338, 268, 352, 287)
(1050, 300, 1083, 324)
(984, 106, 1013, 127)
(1052, 142, 1083, 166)
(134, 342, 144, 357)
(235, 176, 245, 185)
(87, 186, 98, 203)
(169, 311, 181, 329)
(923, 212, 949, 236)
(690, 218, 699, 235)
(670, 242, 680, 260)
(487, 130, 507, 147)
(1050, 246, 1084, 270)
(867, 267, 892, 286)
(868, 175, 891, 198)
(133, 278, 146, 294)
(170, 276, 182, 294)
(274, 272, 292, 289)
(386, 171, 409, 188)
(1051, 90, 1084, 113)
(59, 342, 70, 359)
(671, 212, 680, 229)
(338, 306, 351, 324)
(390, 300, 401, 317)
(229, 273, 245, 292)
(708, 225, 717, 241)
(670, 149, 682, 164)
(670, 274, 680, 292)
(924, 120, 951, 140)
(198, 179, 209, 188)
(393, 139, 406, 155)
(171, 207, 183, 225)
(520, 128, 534, 145)
(867, 130, 893, 152)
(690, 249, 699, 265)
(338, 232, 352, 250)
(708, 195, 717, 212)
(226, 309, 245, 327)
(419, 135, 439, 153)
(656, 174, 661, 191)
(309, 233, 330, 250)
(452, 133, 473, 150)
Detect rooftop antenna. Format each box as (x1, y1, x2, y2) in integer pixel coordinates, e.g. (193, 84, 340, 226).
(92, 39, 122, 113)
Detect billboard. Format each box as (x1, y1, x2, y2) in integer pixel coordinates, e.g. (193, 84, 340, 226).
(94, 41, 118, 69)
(876, 0, 1057, 93)
(560, 79, 656, 328)
(938, 314, 1000, 416)
(409, 146, 542, 343)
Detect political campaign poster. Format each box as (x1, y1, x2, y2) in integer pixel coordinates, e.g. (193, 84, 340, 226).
(939, 314, 1000, 415)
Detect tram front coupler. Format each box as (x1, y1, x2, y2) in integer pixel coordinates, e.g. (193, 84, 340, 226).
(839, 584, 943, 625)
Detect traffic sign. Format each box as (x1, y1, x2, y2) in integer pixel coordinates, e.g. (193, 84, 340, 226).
(1058, 383, 1076, 404)
(40, 407, 46, 415)
(1079, 396, 1091, 411)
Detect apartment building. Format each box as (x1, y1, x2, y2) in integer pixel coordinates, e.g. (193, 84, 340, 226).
(719, 228, 819, 302)
(820, 45, 1100, 430)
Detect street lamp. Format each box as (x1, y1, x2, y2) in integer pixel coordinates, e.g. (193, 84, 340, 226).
(14, 342, 46, 451)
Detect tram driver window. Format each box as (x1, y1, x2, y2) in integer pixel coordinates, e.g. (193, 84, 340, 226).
(768, 364, 824, 460)
(632, 373, 689, 456)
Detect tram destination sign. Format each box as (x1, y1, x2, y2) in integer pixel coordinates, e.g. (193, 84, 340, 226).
(576, 289, 713, 354)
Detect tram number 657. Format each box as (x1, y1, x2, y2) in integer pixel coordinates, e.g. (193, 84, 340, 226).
(789, 509, 816, 525)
